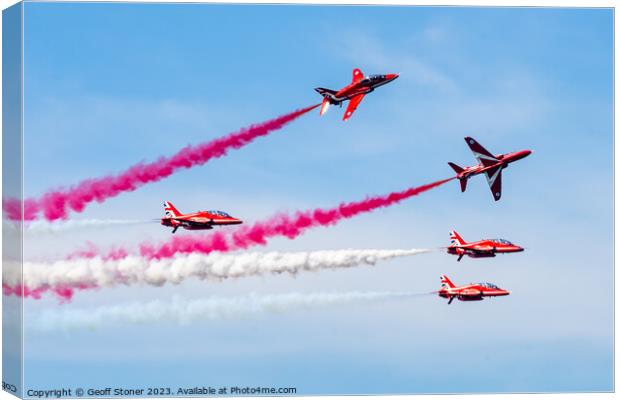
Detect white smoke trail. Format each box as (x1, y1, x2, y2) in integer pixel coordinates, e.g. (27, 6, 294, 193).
(24, 219, 151, 235)
(31, 291, 425, 331)
(10, 249, 431, 292)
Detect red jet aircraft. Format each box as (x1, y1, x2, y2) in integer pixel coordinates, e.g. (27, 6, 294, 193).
(447, 230, 524, 262)
(448, 137, 532, 201)
(438, 275, 510, 305)
(315, 68, 398, 121)
(161, 201, 242, 234)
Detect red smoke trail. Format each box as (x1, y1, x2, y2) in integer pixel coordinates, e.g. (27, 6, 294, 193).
(64, 242, 128, 261)
(4, 105, 319, 222)
(139, 177, 454, 260)
(2, 283, 94, 302)
(8, 177, 452, 301)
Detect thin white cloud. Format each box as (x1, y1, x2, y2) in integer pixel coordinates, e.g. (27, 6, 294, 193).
(23, 219, 152, 235)
(31, 291, 423, 331)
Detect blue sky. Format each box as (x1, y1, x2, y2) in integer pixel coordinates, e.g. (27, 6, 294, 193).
(15, 3, 613, 395)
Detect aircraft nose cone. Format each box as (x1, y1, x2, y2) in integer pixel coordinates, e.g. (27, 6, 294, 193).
(387, 73, 399, 81)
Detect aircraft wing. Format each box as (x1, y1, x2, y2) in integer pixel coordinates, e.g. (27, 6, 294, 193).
(465, 137, 498, 167)
(470, 246, 495, 253)
(484, 165, 503, 201)
(343, 94, 365, 121)
(173, 218, 213, 228)
(352, 68, 364, 83)
(457, 244, 493, 253)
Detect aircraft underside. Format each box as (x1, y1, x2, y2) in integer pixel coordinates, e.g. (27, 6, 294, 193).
(458, 295, 484, 301)
(182, 225, 214, 230)
(467, 251, 496, 258)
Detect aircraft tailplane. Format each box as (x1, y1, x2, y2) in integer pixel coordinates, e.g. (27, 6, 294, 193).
(448, 162, 468, 192)
(459, 178, 467, 192)
(448, 162, 464, 174)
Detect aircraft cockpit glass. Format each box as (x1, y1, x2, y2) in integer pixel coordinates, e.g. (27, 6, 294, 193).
(207, 210, 231, 217)
(488, 239, 513, 245)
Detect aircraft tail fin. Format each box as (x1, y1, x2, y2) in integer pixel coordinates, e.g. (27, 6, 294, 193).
(352, 68, 364, 83)
(164, 201, 181, 218)
(450, 230, 466, 246)
(459, 178, 468, 192)
(440, 274, 456, 289)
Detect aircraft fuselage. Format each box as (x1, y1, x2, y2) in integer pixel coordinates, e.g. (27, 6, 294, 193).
(457, 150, 532, 180)
(438, 284, 510, 303)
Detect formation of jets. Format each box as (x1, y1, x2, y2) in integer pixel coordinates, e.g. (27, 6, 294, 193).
(157, 68, 531, 305)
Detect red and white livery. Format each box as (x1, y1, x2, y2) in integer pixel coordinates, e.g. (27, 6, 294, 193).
(315, 68, 398, 121)
(447, 230, 524, 262)
(161, 201, 242, 234)
(438, 274, 510, 305)
(448, 137, 532, 201)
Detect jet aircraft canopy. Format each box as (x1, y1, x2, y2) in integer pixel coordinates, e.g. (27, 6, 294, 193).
(205, 210, 232, 217)
(477, 283, 500, 289)
(487, 239, 513, 245)
(361, 75, 386, 84)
